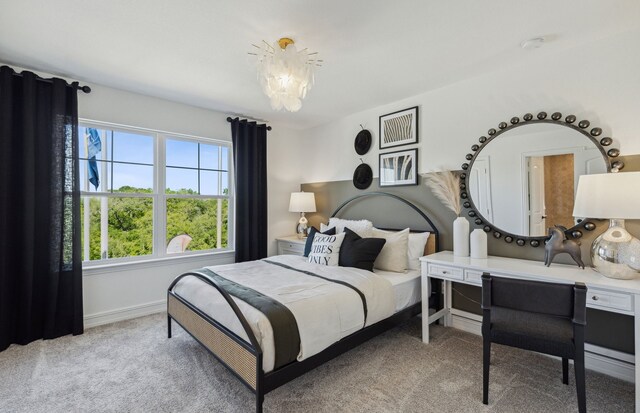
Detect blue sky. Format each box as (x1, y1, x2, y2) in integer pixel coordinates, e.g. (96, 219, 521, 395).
(79, 127, 228, 194)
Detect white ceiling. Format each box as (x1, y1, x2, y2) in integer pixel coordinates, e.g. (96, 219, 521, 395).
(1, 0, 638, 129)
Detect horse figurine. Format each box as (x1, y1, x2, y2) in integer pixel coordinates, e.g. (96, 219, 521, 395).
(544, 226, 585, 269)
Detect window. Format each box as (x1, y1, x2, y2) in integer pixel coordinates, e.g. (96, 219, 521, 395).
(78, 123, 232, 264)
(165, 138, 230, 253)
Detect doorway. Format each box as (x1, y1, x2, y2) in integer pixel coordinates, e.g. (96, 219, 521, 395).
(527, 153, 575, 236)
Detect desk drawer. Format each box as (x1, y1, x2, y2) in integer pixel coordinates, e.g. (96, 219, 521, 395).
(587, 289, 633, 312)
(464, 269, 484, 286)
(428, 264, 463, 281)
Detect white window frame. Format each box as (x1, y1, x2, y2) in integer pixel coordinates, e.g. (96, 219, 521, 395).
(79, 119, 235, 268)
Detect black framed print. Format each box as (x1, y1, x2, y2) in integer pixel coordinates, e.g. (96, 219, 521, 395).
(379, 148, 418, 187)
(379, 106, 418, 149)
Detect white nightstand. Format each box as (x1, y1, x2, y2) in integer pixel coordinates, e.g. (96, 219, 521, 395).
(276, 236, 307, 256)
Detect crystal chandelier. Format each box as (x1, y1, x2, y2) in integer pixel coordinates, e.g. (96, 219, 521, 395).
(250, 37, 321, 112)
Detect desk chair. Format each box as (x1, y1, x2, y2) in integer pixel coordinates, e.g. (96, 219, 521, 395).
(481, 273, 587, 413)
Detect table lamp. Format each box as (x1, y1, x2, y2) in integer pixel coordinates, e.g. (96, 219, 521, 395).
(289, 192, 316, 238)
(573, 171, 640, 279)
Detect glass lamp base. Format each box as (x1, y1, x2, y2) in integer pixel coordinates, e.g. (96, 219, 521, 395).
(296, 213, 309, 239)
(591, 219, 640, 280)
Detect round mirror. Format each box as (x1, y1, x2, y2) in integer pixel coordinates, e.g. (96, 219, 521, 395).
(462, 112, 622, 246)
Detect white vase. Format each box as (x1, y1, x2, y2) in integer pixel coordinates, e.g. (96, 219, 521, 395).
(470, 229, 488, 259)
(453, 217, 470, 257)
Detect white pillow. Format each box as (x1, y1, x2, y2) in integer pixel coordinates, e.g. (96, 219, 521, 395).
(307, 232, 345, 266)
(372, 228, 409, 272)
(321, 218, 373, 238)
(407, 232, 430, 270)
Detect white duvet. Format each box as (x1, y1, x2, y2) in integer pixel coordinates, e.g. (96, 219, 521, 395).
(172, 255, 395, 372)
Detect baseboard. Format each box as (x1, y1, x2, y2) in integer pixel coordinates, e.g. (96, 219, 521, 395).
(451, 313, 635, 383)
(451, 313, 482, 335)
(84, 299, 166, 329)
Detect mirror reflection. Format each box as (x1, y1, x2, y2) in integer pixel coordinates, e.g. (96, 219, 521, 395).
(468, 124, 607, 237)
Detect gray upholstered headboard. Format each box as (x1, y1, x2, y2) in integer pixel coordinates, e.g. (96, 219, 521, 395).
(329, 192, 440, 254)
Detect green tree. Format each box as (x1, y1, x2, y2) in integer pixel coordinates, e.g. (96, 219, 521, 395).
(81, 186, 228, 261)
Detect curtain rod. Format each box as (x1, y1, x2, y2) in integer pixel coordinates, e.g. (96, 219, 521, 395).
(226, 116, 272, 131)
(7, 68, 91, 93)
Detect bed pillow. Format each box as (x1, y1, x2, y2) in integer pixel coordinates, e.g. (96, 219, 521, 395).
(372, 227, 410, 272)
(407, 232, 430, 270)
(304, 226, 337, 257)
(320, 218, 374, 238)
(339, 228, 386, 271)
(308, 232, 345, 266)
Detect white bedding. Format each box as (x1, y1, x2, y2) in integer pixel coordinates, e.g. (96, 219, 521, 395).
(172, 255, 396, 372)
(373, 268, 422, 312)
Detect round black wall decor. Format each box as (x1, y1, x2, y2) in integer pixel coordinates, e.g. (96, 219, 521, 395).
(353, 163, 373, 189)
(354, 129, 372, 155)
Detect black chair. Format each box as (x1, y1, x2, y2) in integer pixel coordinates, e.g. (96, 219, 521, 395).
(481, 273, 587, 413)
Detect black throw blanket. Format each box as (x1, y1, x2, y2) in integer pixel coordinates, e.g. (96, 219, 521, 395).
(198, 268, 300, 369)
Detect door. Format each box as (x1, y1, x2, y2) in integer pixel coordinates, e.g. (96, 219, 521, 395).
(469, 157, 493, 222)
(528, 156, 546, 236)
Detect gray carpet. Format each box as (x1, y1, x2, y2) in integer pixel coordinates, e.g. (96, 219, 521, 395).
(0, 313, 633, 412)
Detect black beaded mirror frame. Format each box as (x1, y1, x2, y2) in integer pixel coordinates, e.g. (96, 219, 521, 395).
(460, 111, 624, 247)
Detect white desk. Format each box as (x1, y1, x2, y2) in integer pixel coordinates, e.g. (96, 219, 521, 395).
(420, 251, 640, 411)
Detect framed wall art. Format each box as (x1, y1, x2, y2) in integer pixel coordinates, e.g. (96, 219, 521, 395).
(379, 106, 418, 149)
(379, 148, 418, 187)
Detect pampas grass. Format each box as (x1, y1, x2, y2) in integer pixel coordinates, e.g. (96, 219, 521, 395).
(423, 171, 461, 216)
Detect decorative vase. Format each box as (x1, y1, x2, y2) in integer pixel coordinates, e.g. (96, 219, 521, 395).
(453, 217, 470, 257)
(470, 229, 488, 259)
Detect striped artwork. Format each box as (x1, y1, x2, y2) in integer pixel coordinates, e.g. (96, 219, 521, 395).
(382, 154, 413, 181)
(383, 113, 413, 145)
(379, 149, 418, 186)
(379, 106, 418, 149)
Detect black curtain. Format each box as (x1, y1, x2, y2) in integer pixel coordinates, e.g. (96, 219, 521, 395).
(230, 118, 268, 262)
(0, 66, 83, 351)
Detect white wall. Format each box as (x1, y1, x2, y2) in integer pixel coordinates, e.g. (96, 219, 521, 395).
(8, 27, 639, 327)
(80, 82, 304, 257)
(297, 29, 640, 184)
(78, 83, 228, 326)
(80, 84, 303, 325)
(2, 62, 303, 326)
(267, 126, 306, 254)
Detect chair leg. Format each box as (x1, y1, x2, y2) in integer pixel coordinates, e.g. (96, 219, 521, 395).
(483, 338, 491, 405)
(167, 316, 172, 339)
(562, 358, 569, 385)
(575, 354, 586, 413)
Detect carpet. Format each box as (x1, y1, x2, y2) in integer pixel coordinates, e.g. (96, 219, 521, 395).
(0, 313, 633, 412)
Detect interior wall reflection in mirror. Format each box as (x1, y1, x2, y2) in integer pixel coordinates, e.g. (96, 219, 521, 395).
(468, 124, 607, 237)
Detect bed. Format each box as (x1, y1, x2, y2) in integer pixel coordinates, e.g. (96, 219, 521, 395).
(167, 192, 440, 412)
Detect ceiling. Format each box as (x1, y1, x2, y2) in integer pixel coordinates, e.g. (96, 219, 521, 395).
(0, 0, 638, 129)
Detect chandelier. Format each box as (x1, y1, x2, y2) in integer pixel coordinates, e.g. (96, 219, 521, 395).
(250, 37, 322, 112)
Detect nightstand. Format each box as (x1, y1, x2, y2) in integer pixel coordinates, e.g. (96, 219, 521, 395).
(276, 236, 306, 256)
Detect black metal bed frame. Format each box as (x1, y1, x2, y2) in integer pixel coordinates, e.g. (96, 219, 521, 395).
(167, 192, 439, 412)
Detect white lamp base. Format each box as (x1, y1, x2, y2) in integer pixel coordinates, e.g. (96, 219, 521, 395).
(591, 219, 640, 280)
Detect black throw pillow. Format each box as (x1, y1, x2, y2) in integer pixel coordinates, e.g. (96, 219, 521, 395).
(304, 226, 337, 257)
(339, 228, 386, 271)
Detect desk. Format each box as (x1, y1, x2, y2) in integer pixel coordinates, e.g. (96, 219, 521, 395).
(420, 251, 640, 411)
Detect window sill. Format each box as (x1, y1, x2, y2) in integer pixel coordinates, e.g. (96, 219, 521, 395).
(82, 250, 235, 276)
